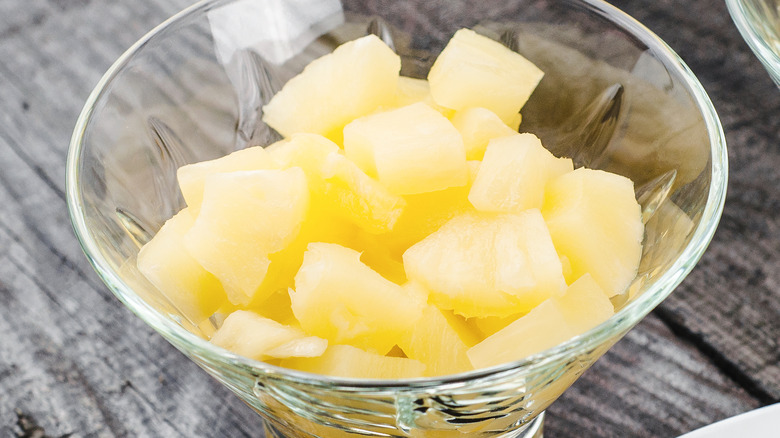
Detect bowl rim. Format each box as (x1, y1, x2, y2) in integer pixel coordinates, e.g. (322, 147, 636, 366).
(66, 0, 728, 388)
(726, 0, 780, 80)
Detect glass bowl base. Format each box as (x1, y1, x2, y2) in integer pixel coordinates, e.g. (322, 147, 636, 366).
(256, 412, 545, 438)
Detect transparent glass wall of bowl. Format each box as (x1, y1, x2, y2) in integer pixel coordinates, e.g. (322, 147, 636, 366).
(727, 0, 780, 88)
(69, 0, 725, 436)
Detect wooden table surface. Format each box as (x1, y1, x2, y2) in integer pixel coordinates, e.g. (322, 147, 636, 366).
(0, 0, 778, 437)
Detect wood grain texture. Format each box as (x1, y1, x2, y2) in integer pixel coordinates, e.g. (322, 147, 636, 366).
(0, 0, 777, 437)
(0, 1, 267, 437)
(611, 0, 780, 404)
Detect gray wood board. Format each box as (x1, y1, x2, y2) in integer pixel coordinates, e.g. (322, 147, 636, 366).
(0, 0, 777, 437)
(611, 0, 780, 403)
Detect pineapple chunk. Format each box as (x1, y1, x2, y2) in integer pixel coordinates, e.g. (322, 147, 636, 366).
(343, 102, 468, 195)
(399, 302, 477, 376)
(266, 133, 340, 194)
(542, 168, 643, 296)
(177, 146, 272, 214)
(291, 243, 426, 354)
(211, 310, 327, 361)
(321, 152, 406, 234)
(468, 313, 524, 338)
(403, 210, 567, 318)
(184, 168, 309, 305)
(242, 136, 359, 304)
(137, 209, 227, 324)
(246, 289, 297, 327)
(282, 345, 425, 379)
(450, 107, 517, 160)
(357, 233, 409, 285)
(247, 211, 362, 308)
(469, 133, 573, 213)
(394, 76, 454, 117)
(242, 139, 360, 306)
(428, 29, 544, 125)
(379, 161, 480, 257)
(467, 274, 613, 369)
(262, 34, 400, 143)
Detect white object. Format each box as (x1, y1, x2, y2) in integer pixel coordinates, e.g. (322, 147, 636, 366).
(677, 403, 780, 438)
(208, 0, 344, 65)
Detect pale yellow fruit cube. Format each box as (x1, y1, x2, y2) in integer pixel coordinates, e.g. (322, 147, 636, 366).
(468, 313, 525, 338)
(343, 102, 468, 195)
(246, 210, 362, 309)
(428, 29, 544, 125)
(357, 233, 409, 285)
(291, 243, 426, 354)
(246, 289, 297, 327)
(137, 208, 227, 324)
(403, 210, 567, 318)
(394, 76, 454, 117)
(450, 107, 517, 160)
(281, 345, 425, 379)
(467, 274, 613, 369)
(262, 34, 401, 143)
(542, 168, 643, 296)
(379, 161, 480, 257)
(398, 302, 477, 376)
(265, 133, 340, 194)
(211, 310, 327, 361)
(177, 146, 272, 214)
(184, 168, 309, 305)
(239, 135, 355, 304)
(469, 133, 573, 213)
(321, 152, 406, 234)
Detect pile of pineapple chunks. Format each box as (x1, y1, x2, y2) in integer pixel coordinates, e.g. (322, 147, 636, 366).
(137, 29, 643, 378)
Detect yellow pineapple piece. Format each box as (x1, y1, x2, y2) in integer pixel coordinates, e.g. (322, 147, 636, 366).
(246, 289, 297, 327)
(242, 135, 358, 303)
(428, 29, 544, 125)
(468, 313, 524, 338)
(343, 102, 468, 195)
(238, 133, 357, 304)
(262, 34, 401, 143)
(291, 243, 426, 354)
(398, 300, 478, 376)
(394, 76, 455, 117)
(184, 168, 309, 305)
(440, 309, 482, 348)
(357, 233, 409, 285)
(507, 112, 522, 131)
(450, 107, 517, 160)
(177, 146, 272, 214)
(403, 210, 567, 318)
(281, 345, 425, 379)
(211, 310, 326, 361)
(542, 168, 643, 296)
(467, 274, 613, 369)
(265, 133, 340, 193)
(247, 211, 362, 309)
(137, 208, 227, 324)
(379, 161, 480, 257)
(469, 133, 573, 213)
(321, 152, 406, 234)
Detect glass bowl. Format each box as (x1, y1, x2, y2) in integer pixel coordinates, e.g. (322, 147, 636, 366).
(727, 0, 780, 87)
(66, 0, 728, 436)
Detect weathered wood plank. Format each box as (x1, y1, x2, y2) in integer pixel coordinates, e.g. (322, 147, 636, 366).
(0, 0, 777, 437)
(547, 316, 760, 437)
(0, 112, 266, 438)
(611, 0, 780, 403)
(0, 1, 267, 437)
